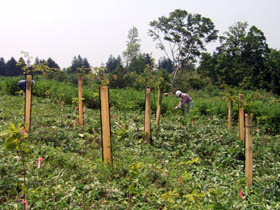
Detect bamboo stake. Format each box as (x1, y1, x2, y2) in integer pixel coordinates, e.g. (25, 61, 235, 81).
(228, 99, 233, 131)
(144, 88, 151, 141)
(156, 87, 163, 126)
(78, 75, 83, 125)
(25, 75, 32, 132)
(238, 94, 245, 140)
(245, 113, 253, 186)
(100, 86, 112, 166)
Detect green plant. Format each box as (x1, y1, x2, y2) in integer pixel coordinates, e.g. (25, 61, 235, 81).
(1, 123, 30, 204)
(0, 92, 279, 209)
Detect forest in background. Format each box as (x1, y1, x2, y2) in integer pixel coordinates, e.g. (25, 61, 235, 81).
(1, 9, 280, 95)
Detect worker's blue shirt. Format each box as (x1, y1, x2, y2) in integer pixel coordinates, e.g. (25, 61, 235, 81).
(17, 80, 34, 92)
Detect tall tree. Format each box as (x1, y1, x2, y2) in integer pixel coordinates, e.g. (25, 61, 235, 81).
(127, 54, 146, 74)
(109, 65, 127, 88)
(243, 25, 270, 88)
(105, 55, 122, 73)
(34, 57, 46, 65)
(217, 22, 248, 56)
(17, 57, 27, 76)
(70, 55, 83, 73)
(198, 22, 271, 90)
(82, 57, 90, 68)
(149, 9, 218, 80)
(46, 58, 60, 69)
(123, 26, 141, 66)
(6, 57, 21, 76)
(143, 53, 153, 66)
(217, 22, 270, 88)
(70, 55, 91, 74)
(158, 57, 174, 73)
(0, 57, 6, 76)
(264, 49, 280, 94)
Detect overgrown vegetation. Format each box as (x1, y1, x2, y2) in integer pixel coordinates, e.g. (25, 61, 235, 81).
(0, 92, 279, 209)
(1, 8, 280, 208)
(1, 77, 280, 135)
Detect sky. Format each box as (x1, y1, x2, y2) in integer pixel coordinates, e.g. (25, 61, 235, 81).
(1, 0, 279, 68)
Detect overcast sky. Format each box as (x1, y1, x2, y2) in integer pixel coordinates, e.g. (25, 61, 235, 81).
(1, 0, 279, 68)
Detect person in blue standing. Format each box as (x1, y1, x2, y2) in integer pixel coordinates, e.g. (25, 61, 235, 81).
(17, 79, 34, 93)
(175, 90, 194, 115)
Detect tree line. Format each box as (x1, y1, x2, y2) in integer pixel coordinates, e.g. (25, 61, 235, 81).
(1, 9, 280, 94)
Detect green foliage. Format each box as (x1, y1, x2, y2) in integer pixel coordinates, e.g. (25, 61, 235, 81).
(198, 22, 277, 93)
(17, 51, 60, 75)
(68, 55, 91, 74)
(1, 123, 29, 153)
(1, 77, 280, 134)
(123, 26, 141, 66)
(173, 71, 207, 91)
(149, 9, 218, 81)
(108, 66, 127, 88)
(105, 55, 122, 74)
(265, 49, 280, 94)
(0, 77, 21, 95)
(0, 90, 280, 209)
(158, 57, 174, 73)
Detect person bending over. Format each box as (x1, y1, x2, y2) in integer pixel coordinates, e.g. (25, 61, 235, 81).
(17, 80, 34, 93)
(175, 90, 194, 115)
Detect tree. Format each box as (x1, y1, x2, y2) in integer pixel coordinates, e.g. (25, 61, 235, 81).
(123, 26, 141, 66)
(198, 22, 271, 90)
(17, 58, 27, 76)
(69, 55, 91, 74)
(46, 58, 60, 69)
(0, 58, 6, 76)
(143, 53, 153, 66)
(34, 57, 46, 65)
(197, 53, 218, 83)
(217, 22, 270, 88)
(265, 49, 280, 94)
(105, 55, 122, 73)
(5, 57, 22, 76)
(243, 25, 270, 88)
(149, 9, 218, 80)
(217, 22, 248, 56)
(127, 54, 146, 74)
(109, 65, 127, 88)
(158, 57, 174, 73)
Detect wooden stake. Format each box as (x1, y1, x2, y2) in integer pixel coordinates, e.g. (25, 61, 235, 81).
(228, 99, 233, 131)
(78, 75, 83, 125)
(25, 75, 32, 132)
(238, 94, 245, 140)
(100, 86, 112, 166)
(245, 113, 253, 186)
(156, 87, 163, 126)
(144, 88, 151, 141)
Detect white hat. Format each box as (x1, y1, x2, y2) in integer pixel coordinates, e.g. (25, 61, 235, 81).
(176, 90, 182, 97)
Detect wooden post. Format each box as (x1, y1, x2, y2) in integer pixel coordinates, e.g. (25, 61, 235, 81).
(238, 94, 245, 140)
(100, 86, 112, 166)
(228, 99, 233, 131)
(245, 113, 253, 186)
(25, 75, 32, 132)
(78, 75, 83, 125)
(156, 87, 163, 126)
(144, 88, 151, 141)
